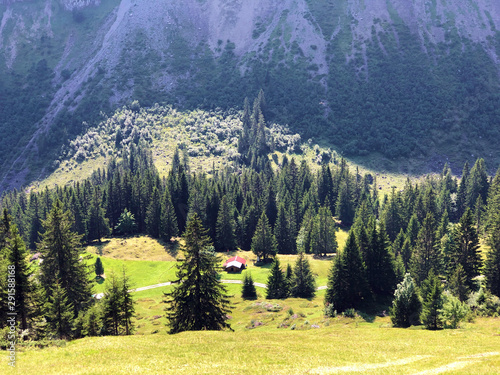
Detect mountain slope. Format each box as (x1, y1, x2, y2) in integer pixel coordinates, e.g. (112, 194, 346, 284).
(1, 0, 500, 190)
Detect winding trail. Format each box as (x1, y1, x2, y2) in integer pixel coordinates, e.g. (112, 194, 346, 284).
(93, 279, 328, 299)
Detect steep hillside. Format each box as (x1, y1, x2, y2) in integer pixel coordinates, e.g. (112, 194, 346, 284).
(1, 0, 500, 190)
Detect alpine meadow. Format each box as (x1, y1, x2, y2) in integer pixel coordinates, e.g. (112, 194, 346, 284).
(1, 1, 500, 374)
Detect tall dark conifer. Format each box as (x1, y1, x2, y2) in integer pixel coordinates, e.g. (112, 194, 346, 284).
(164, 214, 231, 333)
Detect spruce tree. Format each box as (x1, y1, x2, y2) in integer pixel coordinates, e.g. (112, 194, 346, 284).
(310, 206, 337, 257)
(46, 282, 75, 340)
(39, 200, 92, 314)
(410, 213, 441, 285)
(485, 211, 500, 297)
(274, 203, 294, 254)
(164, 214, 232, 333)
(241, 272, 257, 300)
(145, 186, 162, 238)
(291, 252, 316, 298)
(95, 257, 104, 277)
(101, 272, 122, 335)
(448, 264, 469, 302)
(87, 188, 110, 243)
(7, 226, 33, 330)
(449, 208, 482, 290)
(120, 268, 135, 335)
(266, 257, 287, 299)
(420, 272, 444, 330)
(325, 232, 367, 312)
(251, 212, 277, 262)
(390, 273, 421, 328)
(160, 187, 178, 242)
(215, 195, 237, 252)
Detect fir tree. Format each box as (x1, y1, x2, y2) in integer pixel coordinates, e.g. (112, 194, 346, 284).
(420, 272, 444, 330)
(87, 188, 110, 243)
(215, 195, 236, 252)
(101, 272, 122, 335)
(46, 282, 75, 340)
(449, 208, 482, 290)
(164, 214, 231, 333)
(39, 200, 92, 314)
(291, 252, 316, 298)
(251, 212, 277, 262)
(485, 211, 500, 297)
(145, 186, 162, 238)
(95, 257, 104, 277)
(7, 226, 33, 330)
(160, 187, 178, 242)
(448, 264, 469, 302)
(115, 209, 137, 235)
(410, 213, 441, 286)
(325, 232, 367, 312)
(266, 258, 287, 299)
(120, 268, 135, 335)
(274, 203, 294, 254)
(310, 206, 337, 257)
(241, 272, 257, 300)
(390, 273, 421, 328)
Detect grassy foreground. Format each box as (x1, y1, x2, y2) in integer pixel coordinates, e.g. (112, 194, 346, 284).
(11, 317, 500, 374)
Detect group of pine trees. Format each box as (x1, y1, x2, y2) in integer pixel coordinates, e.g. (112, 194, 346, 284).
(0, 203, 135, 343)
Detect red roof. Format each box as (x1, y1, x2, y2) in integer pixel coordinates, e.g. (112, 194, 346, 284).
(223, 256, 247, 267)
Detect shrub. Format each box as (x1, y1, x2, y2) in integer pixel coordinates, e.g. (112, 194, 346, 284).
(390, 273, 422, 328)
(441, 292, 470, 329)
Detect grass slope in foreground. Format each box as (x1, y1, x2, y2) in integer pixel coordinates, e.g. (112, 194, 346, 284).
(13, 317, 500, 374)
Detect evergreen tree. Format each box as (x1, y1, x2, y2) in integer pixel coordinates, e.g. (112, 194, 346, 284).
(7, 226, 33, 330)
(325, 232, 367, 312)
(274, 203, 294, 254)
(390, 273, 421, 328)
(241, 272, 257, 300)
(160, 187, 178, 242)
(39, 200, 92, 314)
(449, 208, 482, 290)
(95, 257, 104, 277)
(365, 224, 397, 296)
(87, 188, 110, 243)
(164, 214, 231, 333)
(485, 211, 500, 297)
(120, 268, 135, 335)
(291, 252, 316, 298)
(251, 212, 277, 262)
(46, 282, 75, 340)
(215, 195, 236, 252)
(420, 272, 444, 330)
(266, 257, 287, 299)
(115, 209, 137, 235)
(381, 188, 402, 241)
(310, 206, 337, 257)
(145, 186, 161, 238)
(101, 272, 122, 335)
(448, 264, 469, 302)
(410, 213, 441, 286)
(335, 181, 355, 226)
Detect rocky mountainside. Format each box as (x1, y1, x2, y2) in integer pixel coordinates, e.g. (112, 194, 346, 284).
(1, 0, 500, 190)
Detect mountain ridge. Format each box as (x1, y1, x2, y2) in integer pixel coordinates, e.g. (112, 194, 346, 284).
(1, 0, 500, 190)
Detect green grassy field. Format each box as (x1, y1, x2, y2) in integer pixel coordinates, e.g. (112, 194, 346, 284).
(12, 315, 500, 374)
(7, 235, 500, 374)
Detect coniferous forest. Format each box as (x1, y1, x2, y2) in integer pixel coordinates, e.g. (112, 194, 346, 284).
(0, 95, 500, 347)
